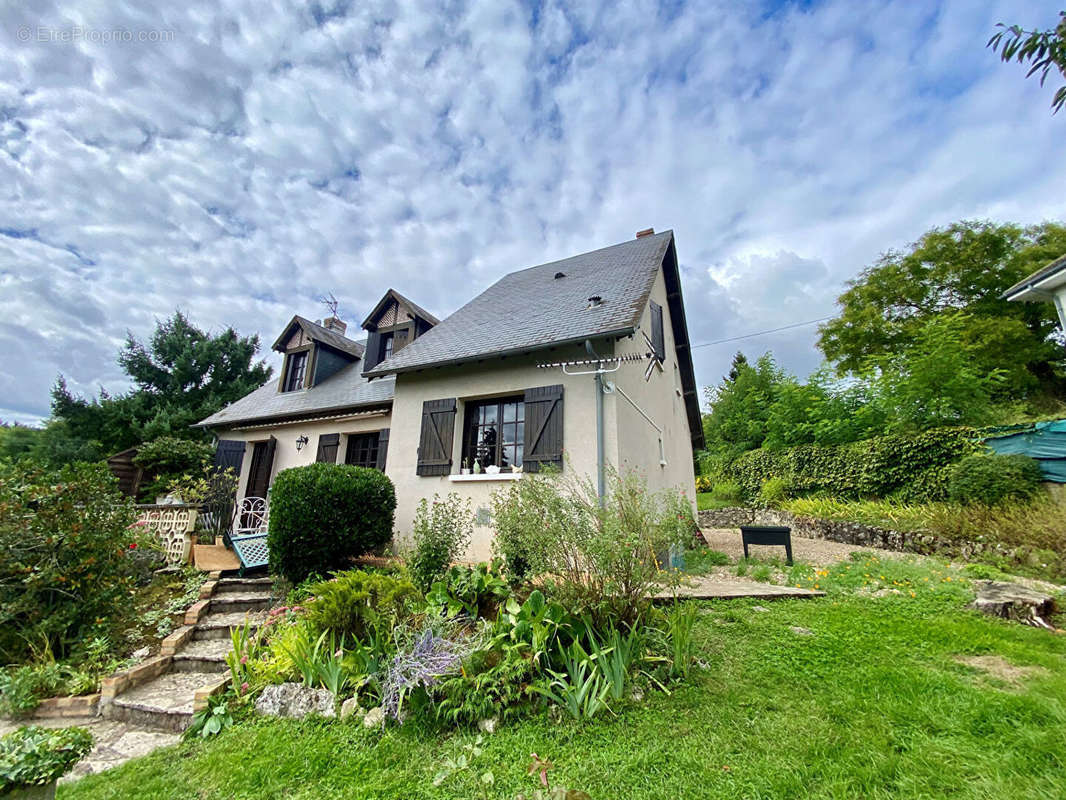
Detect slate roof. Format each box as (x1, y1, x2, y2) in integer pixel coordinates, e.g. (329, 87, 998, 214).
(1002, 253, 1066, 300)
(364, 231, 675, 377)
(361, 288, 441, 329)
(195, 358, 394, 429)
(271, 315, 366, 359)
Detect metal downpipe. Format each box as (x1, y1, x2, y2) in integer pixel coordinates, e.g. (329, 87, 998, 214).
(585, 339, 606, 506)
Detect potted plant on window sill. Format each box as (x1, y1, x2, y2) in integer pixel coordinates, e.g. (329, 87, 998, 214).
(461, 459, 471, 475)
(0, 726, 93, 799)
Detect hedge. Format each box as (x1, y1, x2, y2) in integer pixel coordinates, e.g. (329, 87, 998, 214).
(728, 427, 982, 503)
(267, 463, 396, 583)
(947, 453, 1044, 506)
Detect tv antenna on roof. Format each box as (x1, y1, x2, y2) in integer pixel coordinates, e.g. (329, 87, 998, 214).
(318, 292, 340, 318)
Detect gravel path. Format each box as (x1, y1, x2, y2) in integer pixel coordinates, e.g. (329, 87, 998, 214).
(699, 527, 895, 566)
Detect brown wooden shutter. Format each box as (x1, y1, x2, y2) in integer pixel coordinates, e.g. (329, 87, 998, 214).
(315, 433, 340, 463)
(375, 428, 390, 471)
(363, 331, 383, 371)
(523, 385, 564, 472)
(416, 399, 456, 476)
(246, 436, 277, 497)
(650, 300, 665, 363)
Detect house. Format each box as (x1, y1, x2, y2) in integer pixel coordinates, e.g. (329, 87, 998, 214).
(196, 229, 705, 560)
(1002, 252, 1066, 331)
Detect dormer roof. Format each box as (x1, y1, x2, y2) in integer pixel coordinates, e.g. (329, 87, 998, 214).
(361, 289, 440, 331)
(271, 315, 365, 359)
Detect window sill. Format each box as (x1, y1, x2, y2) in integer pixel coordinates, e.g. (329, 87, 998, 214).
(447, 473, 524, 482)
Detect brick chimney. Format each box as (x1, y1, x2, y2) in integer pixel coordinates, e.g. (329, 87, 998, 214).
(636, 227, 654, 238)
(323, 316, 347, 336)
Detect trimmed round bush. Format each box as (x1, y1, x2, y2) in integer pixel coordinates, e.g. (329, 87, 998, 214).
(947, 453, 1044, 506)
(267, 463, 396, 583)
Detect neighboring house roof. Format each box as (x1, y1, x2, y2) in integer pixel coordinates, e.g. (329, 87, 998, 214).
(195, 361, 394, 429)
(364, 231, 676, 377)
(361, 288, 441, 329)
(271, 315, 366, 359)
(1002, 253, 1066, 301)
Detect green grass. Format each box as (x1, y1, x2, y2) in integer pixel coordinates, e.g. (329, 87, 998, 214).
(63, 557, 1066, 800)
(681, 546, 731, 575)
(697, 492, 733, 511)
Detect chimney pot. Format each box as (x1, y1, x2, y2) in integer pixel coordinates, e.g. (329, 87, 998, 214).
(323, 316, 347, 335)
(636, 228, 654, 238)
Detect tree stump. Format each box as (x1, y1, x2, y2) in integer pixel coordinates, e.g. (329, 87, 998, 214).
(970, 581, 1058, 631)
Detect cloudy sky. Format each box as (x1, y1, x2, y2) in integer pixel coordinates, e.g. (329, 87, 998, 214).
(2, 0, 1064, 426)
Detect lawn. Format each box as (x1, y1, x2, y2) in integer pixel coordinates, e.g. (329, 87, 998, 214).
(62, 556, 1066, 800)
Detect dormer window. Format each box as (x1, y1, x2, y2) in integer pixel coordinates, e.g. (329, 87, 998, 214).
(382, 333, 394, 361)
(283, 351, 308, 392)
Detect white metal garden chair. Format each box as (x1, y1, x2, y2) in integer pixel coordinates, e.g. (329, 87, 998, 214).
(231, 496, 270, 574)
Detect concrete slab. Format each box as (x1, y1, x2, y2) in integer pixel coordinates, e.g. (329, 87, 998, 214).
(653, 576, 825, 601)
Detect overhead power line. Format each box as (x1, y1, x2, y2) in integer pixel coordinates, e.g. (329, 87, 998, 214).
(689, 316, 834, 350)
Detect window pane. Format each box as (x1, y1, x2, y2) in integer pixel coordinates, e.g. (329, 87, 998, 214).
(482, 404, 498, 424)
(514, 443, 524, 467)
(503, 401, 517, 422)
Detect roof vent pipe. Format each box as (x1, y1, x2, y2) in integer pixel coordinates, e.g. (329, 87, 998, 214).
(587, 295, 603, 308)
(554, 271, 566, 279)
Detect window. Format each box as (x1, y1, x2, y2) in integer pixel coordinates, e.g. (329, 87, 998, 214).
(283, 351, 308, 392)
(462, 396, 524, 471)
(381, 333, 394, 361)
(345, 432, 380, 469)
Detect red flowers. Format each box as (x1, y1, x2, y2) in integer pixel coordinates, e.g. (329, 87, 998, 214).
(128, 542, 137, 550)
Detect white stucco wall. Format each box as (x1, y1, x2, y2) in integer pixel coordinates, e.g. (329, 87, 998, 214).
(385, 343, 619, 561)
(221, 412, 393, 500)
(612, 269, 698, 510)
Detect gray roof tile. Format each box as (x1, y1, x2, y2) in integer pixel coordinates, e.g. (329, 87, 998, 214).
(196, 360, 394, 428)
(365, 231, 673, 376)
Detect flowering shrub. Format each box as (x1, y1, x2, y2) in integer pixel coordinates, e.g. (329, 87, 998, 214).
(0, 461, 136, 663)
(380, 628, 472, 721)
(408, 493, 475, 592)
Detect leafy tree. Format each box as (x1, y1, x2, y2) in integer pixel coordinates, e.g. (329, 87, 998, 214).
(725, 351, 749, 383)
(818, 220, 1066, 398)
(988, 12, 1066, 114)
(0, 421, 102, 468)
(702, 354, 785, 460)
(870, 313, 1008, 432)
(764, 371, 885, 449)
(51, 311, 271, 455)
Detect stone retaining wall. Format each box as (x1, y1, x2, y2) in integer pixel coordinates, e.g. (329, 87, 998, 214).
(698, 507, 1013, 562)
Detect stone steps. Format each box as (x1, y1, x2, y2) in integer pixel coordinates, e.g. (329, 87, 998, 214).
(192, 610, 268, 640)
(101, 575, 275, 737)
(215, 577, 274, 595)
(106, 671, 224, 733)
(208, 593, 273, 614)
(172, 638, 232, 673)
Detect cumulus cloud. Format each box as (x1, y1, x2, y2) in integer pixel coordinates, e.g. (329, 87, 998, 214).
(1, 0, 1064, 424)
